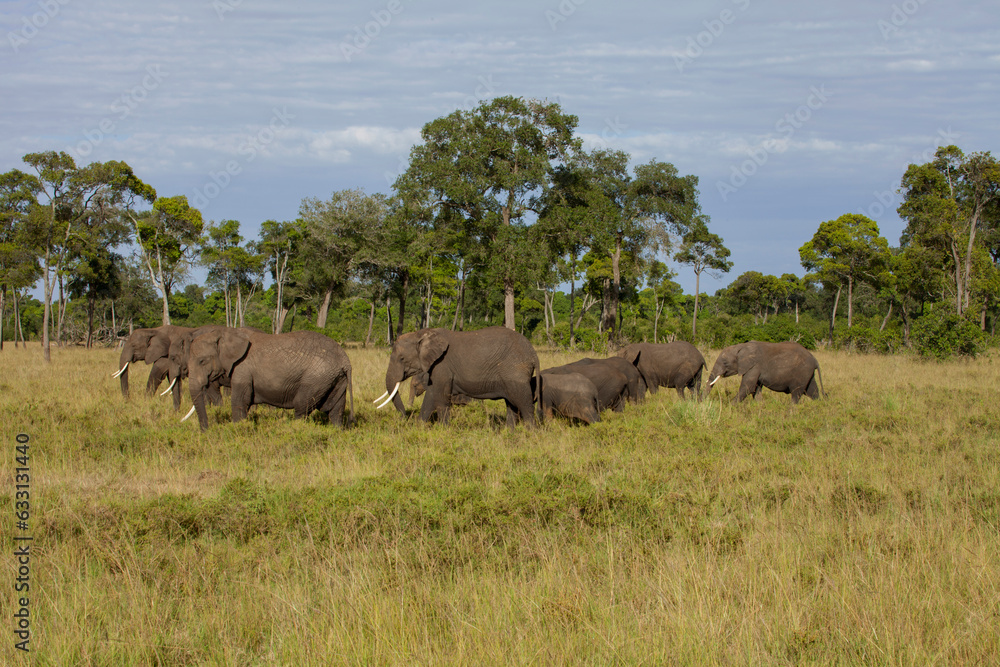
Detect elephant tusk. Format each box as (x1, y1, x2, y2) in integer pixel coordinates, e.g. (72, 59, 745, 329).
(376, 382, 401, 409)
(160, 377, 177, 396)
(181, 405, 197, 422)
(112, 362, 129, 378)
(709, 376, 720, 386)
(373, 390, 389, 403)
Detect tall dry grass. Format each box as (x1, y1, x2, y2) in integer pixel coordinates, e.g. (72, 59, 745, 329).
(1, 344, 998, 664)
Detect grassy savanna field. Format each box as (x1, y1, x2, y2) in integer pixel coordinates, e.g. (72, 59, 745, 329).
(1, 343, 999, 665)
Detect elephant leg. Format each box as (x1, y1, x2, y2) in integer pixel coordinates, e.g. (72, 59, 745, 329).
(420, 378, 450, 423)
(505, 383, 536, 428)
(321, 381, 348, 428)
(146, 358, 170, 395)
(230, 382, 253, 423)
(737, 371, 759, 403)
(804, 375, 820, 400)
(675, 385, 686, 400)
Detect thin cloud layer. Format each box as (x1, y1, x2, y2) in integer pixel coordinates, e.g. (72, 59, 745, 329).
(2, 0, 997, 293)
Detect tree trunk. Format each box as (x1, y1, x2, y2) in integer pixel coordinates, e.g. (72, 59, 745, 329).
(364, 300, 375, 347)
(276, 305, 291, 333)
(692, 269, 701, 340)
(386, 295, 394, 345)
(395, 271, 409, 337)
(87, 295, 96, 348)
(504, 278, 515, 330)
(569, 256, 576, 347)
(608, 240, 621, 334)
(847, 275, 854, 328)
(880, 302, 893, 332)
(829, 284, 842, 341)
(317, 286, 334, 330)
(0, 286, 5, 351)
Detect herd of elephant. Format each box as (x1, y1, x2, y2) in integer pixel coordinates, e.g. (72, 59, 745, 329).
(114, 325, 825, 431)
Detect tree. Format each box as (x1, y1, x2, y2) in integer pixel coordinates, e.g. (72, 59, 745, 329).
(799, 213, 891, 332)
(201, 220, 264, 328)
(127, 195, 204, 326)
(0, 170, 42, 350)
(258, 219, 304, 333)
(21, 152, 154, 360)
(299, 189, 393, 330)
(898, 146, 1000, 317)
(395, 95, 580, 330)
(674, 215, 732, 338)
(644, 260, 681, 343)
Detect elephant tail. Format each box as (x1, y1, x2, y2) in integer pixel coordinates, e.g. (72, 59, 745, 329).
(815, 364, 826, 399)
(347, 366, 356, 427)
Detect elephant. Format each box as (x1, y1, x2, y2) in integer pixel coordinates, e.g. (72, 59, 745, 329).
(377, 327, 539, 428)
(163, 325, 265, 410)
(534, 371, 601, 425)
(543, 359, 630, 413)
(617, 341, 706, 400)
(566, 357, 646, 404)
(183, 329, 354, 431)
(113, 325, 193, 399)
(707, 341, 824, 404)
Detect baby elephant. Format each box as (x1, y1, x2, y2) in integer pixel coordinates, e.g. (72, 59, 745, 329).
(708, 340, 824, 404)
(535, 371, 601, 425)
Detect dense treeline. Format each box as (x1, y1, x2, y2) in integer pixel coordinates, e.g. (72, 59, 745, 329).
(1, 97, 998, 358)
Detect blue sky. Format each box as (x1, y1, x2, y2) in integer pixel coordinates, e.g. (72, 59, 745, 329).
(2, 0, 998, 295)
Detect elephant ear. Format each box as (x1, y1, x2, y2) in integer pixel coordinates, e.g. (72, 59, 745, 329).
(735, 343, 759, 375)
(219, 331, 251, 376)
(417, 331, 448, 372)
(145, 333, 171, 363)
(622, 346, 641, 366)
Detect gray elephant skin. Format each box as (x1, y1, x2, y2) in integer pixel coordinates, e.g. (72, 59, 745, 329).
(536, 371, 601, 425)
(114, 325, 193, 398)
(708, 340, 824, 403)
(379, 327, 539, 427)
(164, 325, 263, 410)
(618, 341, 705, 400)
(185, 329, 354, 430)
(543, 359, 631, 413)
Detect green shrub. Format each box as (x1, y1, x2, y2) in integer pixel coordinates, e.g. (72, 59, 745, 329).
(911, 306, 986, 359)
(834, 325, 903, 354)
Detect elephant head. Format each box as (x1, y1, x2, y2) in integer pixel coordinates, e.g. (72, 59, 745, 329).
(114, 328, 171, 398)
(377, 329, 447, 415)
(707, 342, 756, 392)
(184, 329, 250, 430)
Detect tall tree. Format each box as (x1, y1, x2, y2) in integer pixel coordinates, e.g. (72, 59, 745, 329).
(21, 152, 153, 360)
(898, 146, 1000, 316)
(799, 213, 891, 330)
(395, 95, 580, 329)
(258, 219, 304, 333)
(0, 170, 42, 350)
(674, 215, 732, 338)
(299, 189, 392, 329)
(127, 195, 204, 325)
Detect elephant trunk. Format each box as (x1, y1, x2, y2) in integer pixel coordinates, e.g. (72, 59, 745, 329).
(118, 344, 132, 397)
(383, 357, 409, 416)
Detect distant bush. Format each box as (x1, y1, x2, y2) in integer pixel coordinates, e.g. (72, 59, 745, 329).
(911, 306, 987, 359)
(833, 324, 903, 354)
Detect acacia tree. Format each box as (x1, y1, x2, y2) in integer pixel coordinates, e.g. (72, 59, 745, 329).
(202, 220, 264, 327)
(799, 213, 891, 331)
(258, 219, 304, 333)
(898, 146, 1000, 316)
(395, 95, 580, 329)
(674, 215, 732, 338)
